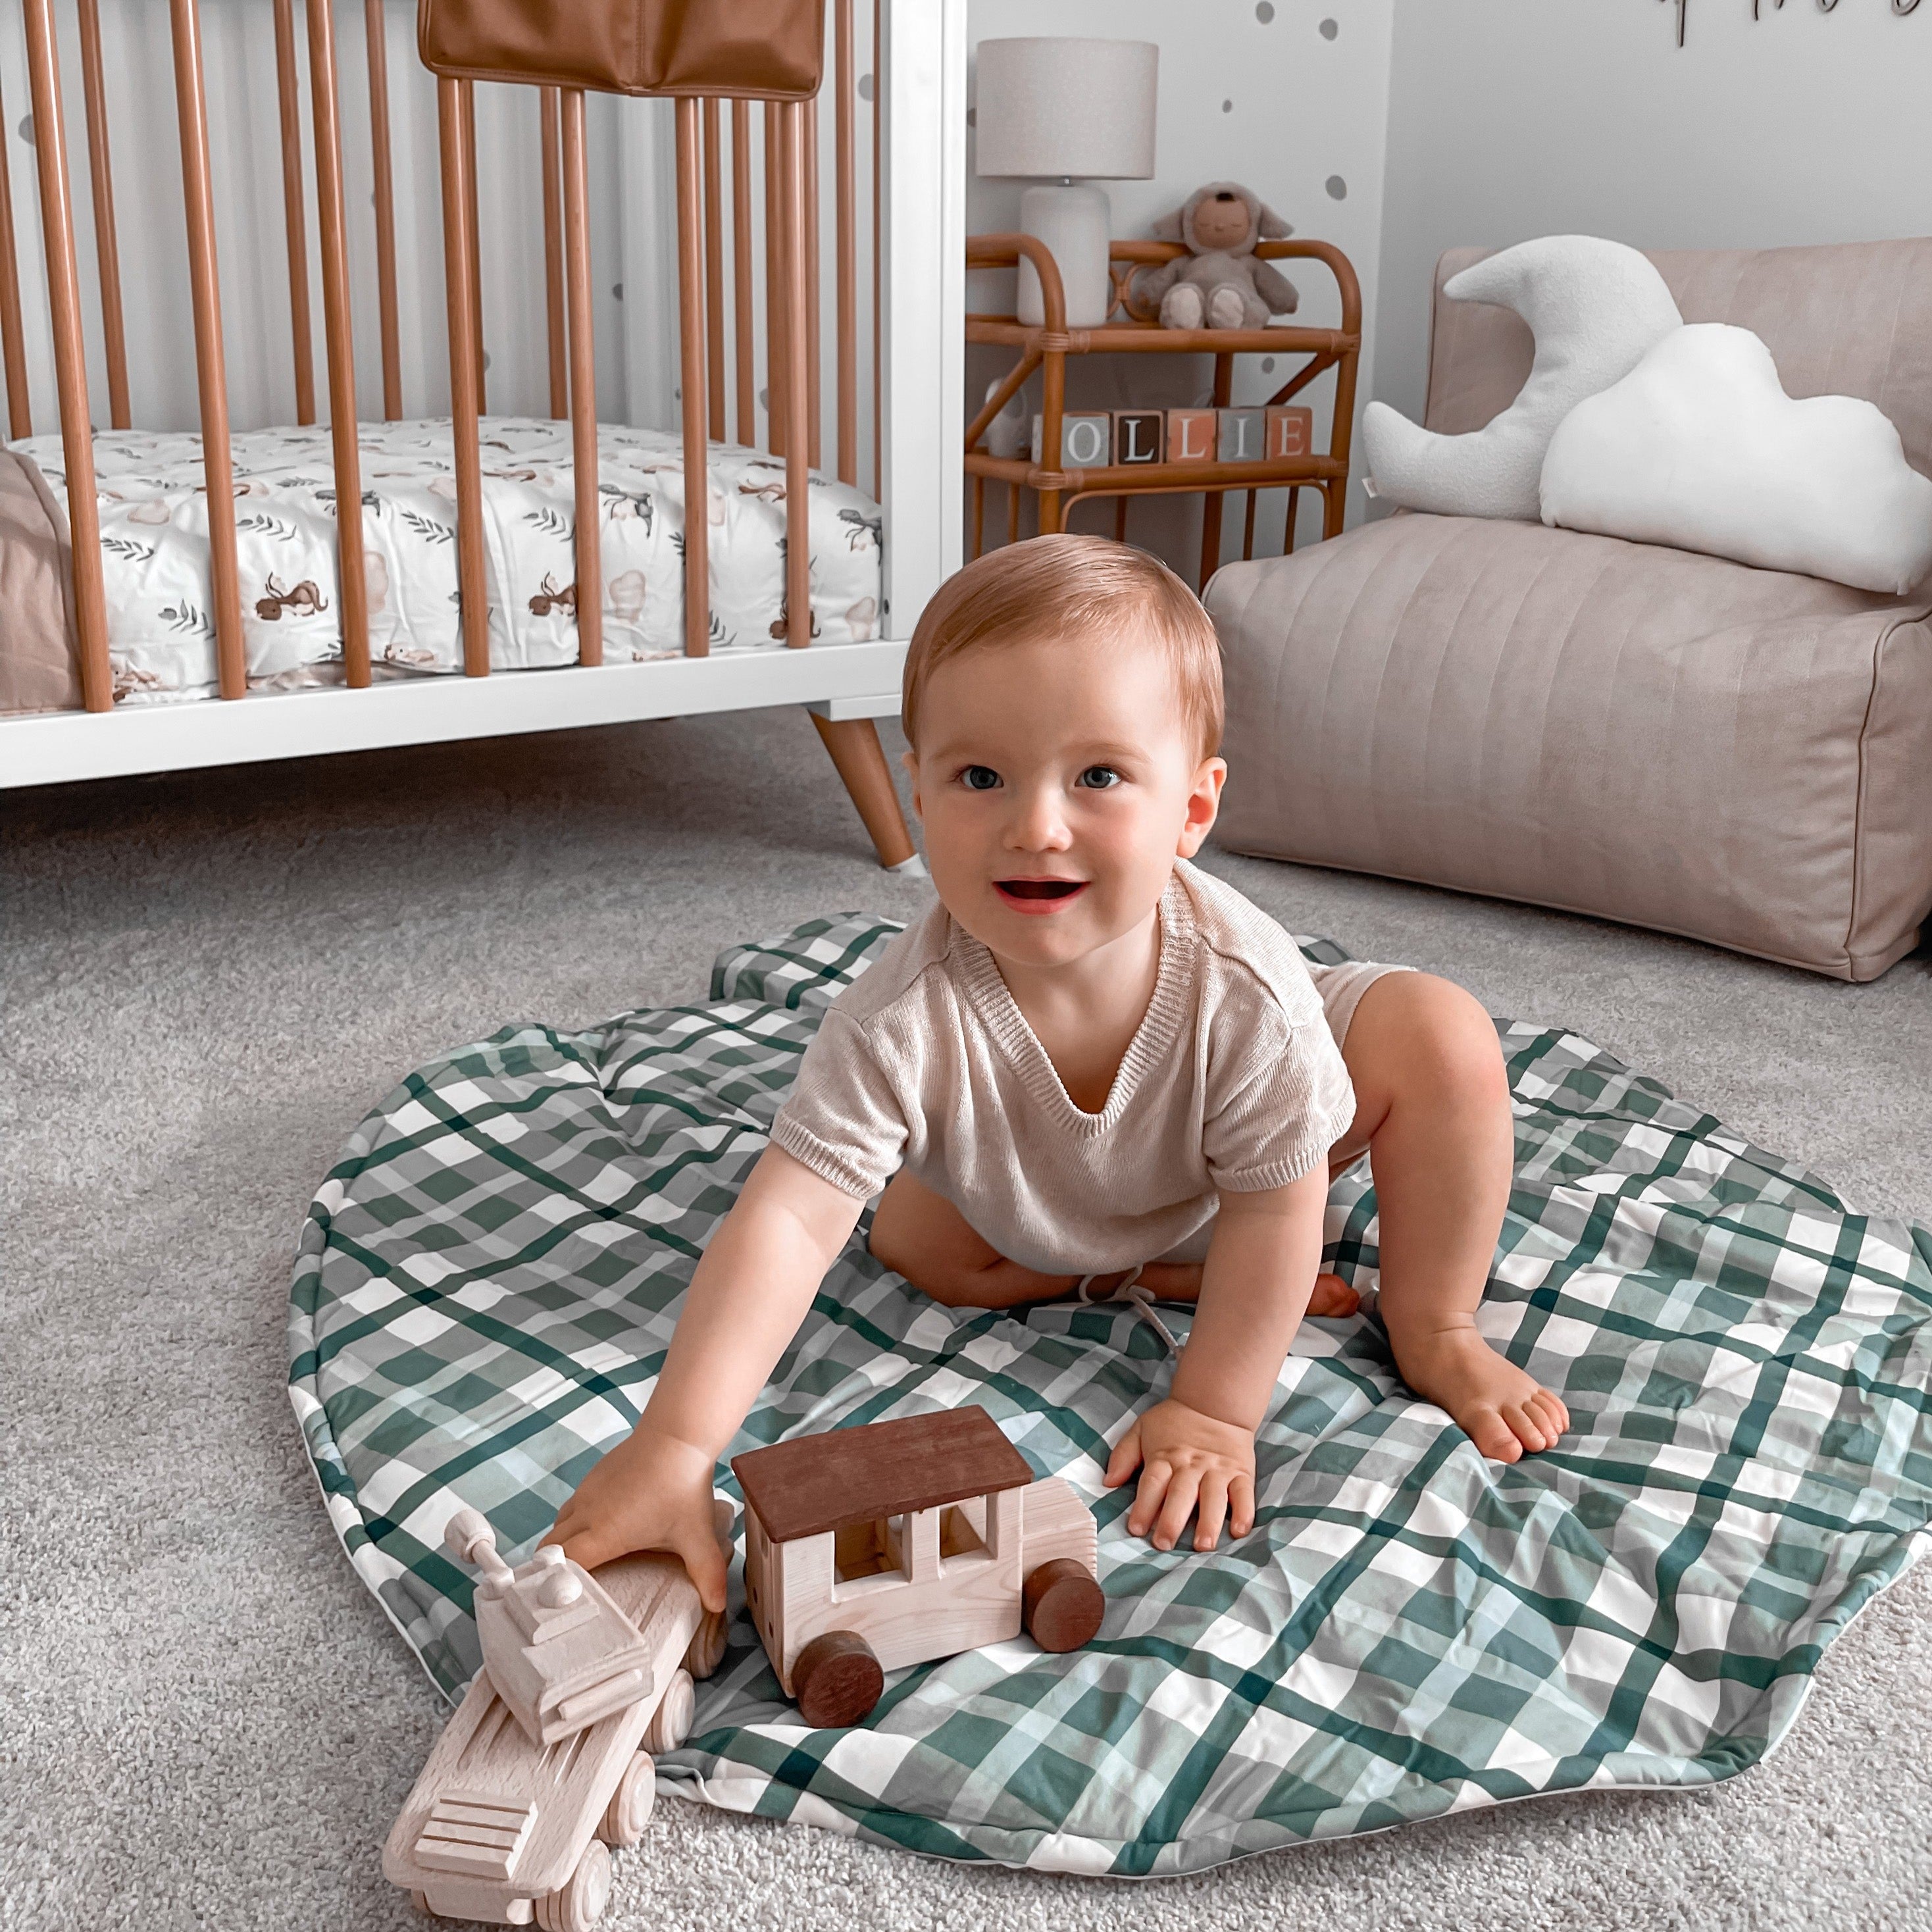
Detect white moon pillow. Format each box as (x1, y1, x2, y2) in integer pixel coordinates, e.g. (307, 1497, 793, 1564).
(1540, 324, 1932, 596)
(1361, 236, 1683, 521)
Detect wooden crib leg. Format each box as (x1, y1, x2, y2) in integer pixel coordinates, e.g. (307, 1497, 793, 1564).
(808, 713, 922, 873)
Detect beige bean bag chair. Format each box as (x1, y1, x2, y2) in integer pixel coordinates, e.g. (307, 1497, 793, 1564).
(1208, 237, 1932, 981)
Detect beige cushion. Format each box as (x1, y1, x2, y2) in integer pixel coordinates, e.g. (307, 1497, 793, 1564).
(1208, 513, 1932, 980)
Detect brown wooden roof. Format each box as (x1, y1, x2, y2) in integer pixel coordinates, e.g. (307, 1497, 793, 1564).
(730, 1408, 1034, 1543)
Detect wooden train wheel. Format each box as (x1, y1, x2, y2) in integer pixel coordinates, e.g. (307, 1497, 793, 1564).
(597, 1752, 655, 1848)
(536, 1839, 611, 1932)
(792, 1629, 883, 1727)
(643, 1669, 695, 1754)
(1023, 1558, 1105, 1652)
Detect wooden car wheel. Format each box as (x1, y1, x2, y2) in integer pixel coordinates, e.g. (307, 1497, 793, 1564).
(1023, 1558, 1106, 1652)
(682, 1606, 728, 1680)
(792, 1629, 884, 1727)
(597, 1751, 656, 1848)
(644, 1668, 696, 1754)
(536, 1838, 611, 1932)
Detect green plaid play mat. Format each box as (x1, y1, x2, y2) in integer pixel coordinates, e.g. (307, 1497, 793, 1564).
(289, 913, 1932, 1875)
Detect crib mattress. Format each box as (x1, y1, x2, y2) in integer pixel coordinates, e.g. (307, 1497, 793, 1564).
(6, 418, 883, 706)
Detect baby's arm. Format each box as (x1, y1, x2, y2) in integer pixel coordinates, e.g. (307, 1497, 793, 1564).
(1104, 1158, 1328, 1551)
(546, 1144, 864, 1607)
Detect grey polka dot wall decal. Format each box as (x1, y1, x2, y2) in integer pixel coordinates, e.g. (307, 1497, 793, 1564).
(966, 107, 977, 126)
(857, 73, 874, 101)
(1320, 16, 1339, 38)
(612, 283, 624, 301)
(759, 387, 770, 411)
(1256, 1, 1275, 18)
(482, 351, 492, 371)
(1326, 174, 1347, 199)
(18, 114, 33, 144)
(1222, 98, 1233, 113)
(1261, 356, 1276, 372)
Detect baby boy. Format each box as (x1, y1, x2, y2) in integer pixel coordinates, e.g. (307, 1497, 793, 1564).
(552, 534, 1567, 1610)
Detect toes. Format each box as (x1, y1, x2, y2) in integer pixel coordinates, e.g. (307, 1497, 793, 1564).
(1502, 1401, 1548, 1453)
(1529, 1389, 1569, 1444)
(1308, 1273, 1359, 1319)
(1464, 1406, 1523, 1462)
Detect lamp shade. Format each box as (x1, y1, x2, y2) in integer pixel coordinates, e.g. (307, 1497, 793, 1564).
(974, 38, 1157, 180)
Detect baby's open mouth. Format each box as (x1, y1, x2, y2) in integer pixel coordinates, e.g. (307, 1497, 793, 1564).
(994, 877, 1088, 911)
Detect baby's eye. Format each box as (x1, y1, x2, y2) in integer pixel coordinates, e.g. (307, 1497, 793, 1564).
(959, 765, 1002, 792)
(1076, 765, 1123, 790)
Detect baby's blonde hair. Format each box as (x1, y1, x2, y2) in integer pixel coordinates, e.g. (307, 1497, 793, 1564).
(900, 534, 1224, 761)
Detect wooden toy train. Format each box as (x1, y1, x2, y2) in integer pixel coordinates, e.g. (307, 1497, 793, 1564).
(383, 1408, 1103, 1926)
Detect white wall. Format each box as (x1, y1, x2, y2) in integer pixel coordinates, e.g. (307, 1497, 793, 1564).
(1374, 0, 1932, 428)
(966, 0, 1394, 574)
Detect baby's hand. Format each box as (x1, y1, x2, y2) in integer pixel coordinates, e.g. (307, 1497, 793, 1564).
(544, 1419, 730, 1612)
(1103, 1398, 1257, 1552)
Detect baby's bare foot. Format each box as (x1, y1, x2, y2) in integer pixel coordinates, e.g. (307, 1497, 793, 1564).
(1393, 1321, 1569, 1462)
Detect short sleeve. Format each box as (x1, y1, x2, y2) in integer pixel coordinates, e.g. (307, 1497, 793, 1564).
(1201, 1000, 1356, 1192)
(769, 1009, 909, 1200)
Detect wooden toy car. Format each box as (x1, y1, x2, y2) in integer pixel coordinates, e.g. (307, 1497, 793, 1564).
(730, 1406, 1105, 1728)
(382, 1514, 729, 1929)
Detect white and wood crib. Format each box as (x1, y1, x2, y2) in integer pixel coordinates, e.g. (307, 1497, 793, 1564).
(0, 0, 966, 869)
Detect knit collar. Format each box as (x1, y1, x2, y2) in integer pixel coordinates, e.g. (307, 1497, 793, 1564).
(952, 872, 1197, 1132)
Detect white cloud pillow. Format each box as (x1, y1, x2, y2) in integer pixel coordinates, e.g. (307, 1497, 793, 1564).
(1540, 324, 1932, 596)
(1361, 236, 1683, 521)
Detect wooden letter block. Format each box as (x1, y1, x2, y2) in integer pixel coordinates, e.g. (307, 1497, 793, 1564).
(1216, 408, 1263, 464)
(1165, 409, 1216, 465)
(1036, 413, 1113, 467)
(1111, 410, 1164, 466)
(1265, 405, 1315, 459)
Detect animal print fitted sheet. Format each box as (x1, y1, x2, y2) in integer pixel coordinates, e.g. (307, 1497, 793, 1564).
(8, 418, 884, 705)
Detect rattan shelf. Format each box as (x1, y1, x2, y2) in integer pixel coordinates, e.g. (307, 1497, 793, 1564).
(965, 235, 1361, 586)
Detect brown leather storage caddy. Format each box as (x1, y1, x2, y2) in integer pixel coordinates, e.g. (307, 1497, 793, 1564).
(417, 0, 825, 98)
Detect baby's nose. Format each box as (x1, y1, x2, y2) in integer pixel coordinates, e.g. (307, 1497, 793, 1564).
(1005, 787, 1072, 850)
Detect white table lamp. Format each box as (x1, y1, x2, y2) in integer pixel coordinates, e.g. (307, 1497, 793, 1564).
(975, 37, 1157, 330)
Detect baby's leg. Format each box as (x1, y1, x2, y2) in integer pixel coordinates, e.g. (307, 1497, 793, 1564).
(1334, 973, 1569, 1461)
(869, 1172, 1080, 1308)
(869, 1171, 1356, 1313)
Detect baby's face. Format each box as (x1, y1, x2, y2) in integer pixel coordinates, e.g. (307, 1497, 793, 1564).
(909, 626, 1225, 971)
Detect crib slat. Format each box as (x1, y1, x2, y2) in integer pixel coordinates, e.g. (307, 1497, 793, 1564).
(460, 78, 485, 416)
(561, 89, 601, 669)
(730, 101, 754, 447)
(675, 97, 710, 658)
(169, 0, 245, 701)
(75, 0, 128, 430)
(272, 0, 316, 427)
(0, 69, 32, 441)
(20, 0, 109, 707)
(763, 101, 784, 459)
(540, 88, 566, 418)
(365, 0, 403, 420)
(307, 0, 369, 688)
(803, 95, 821, 472)
(436, 75, 489, 676)
(701, 98, 725, 441)
(834, 0, 857, 486)
(782, 101, 810, 649)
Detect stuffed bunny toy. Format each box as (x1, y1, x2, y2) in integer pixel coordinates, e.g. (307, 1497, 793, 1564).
(1131, 183, 1298, 330)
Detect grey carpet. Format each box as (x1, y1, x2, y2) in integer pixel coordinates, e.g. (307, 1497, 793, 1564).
(4, 705, 1930, 1931)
